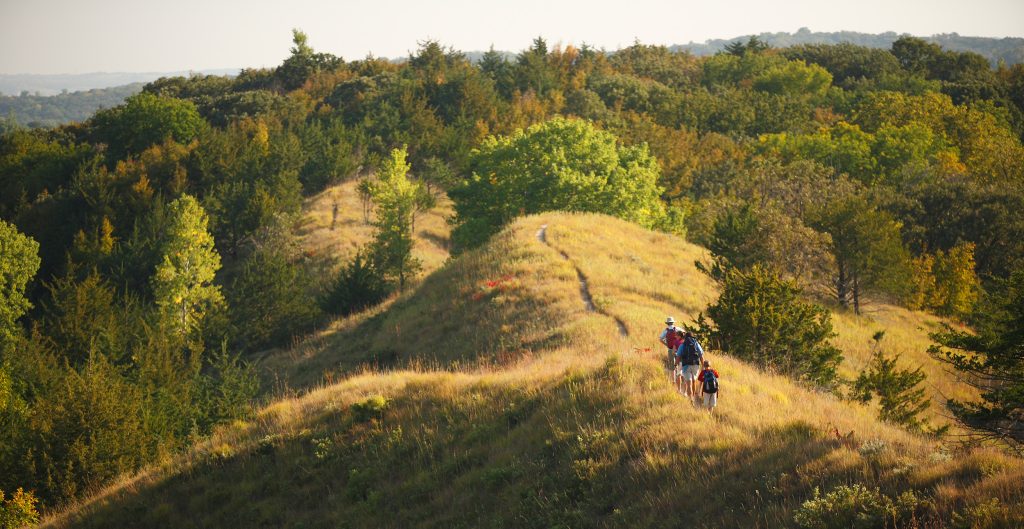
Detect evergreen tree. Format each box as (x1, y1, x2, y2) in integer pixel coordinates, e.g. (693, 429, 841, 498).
(698, 264, 843, 387)
(321, 251, 388, 316)
(226, 228, 322, 352)
(808, 193, 914, 314)
(275, 29, 343, 92)
(854, 333, 931, 431)
(930, 264, 1024, 452)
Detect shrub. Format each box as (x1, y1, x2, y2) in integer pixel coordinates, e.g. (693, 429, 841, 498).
(794, 484, 923, 529)
(320, 251, 389, 316)
(698, 264, 843, 387)
(853, 347, 930, 432)
(952, 498, 1022, 529)
(0, 488, 39, 529)
(351, 395, 389, 423)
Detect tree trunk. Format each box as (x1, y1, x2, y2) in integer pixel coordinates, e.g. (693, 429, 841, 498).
(836, 261, 849, 308)
(853, 271, 861, 315)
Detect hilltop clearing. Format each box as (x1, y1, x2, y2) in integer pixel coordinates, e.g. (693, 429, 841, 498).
(279, 210, 970, 426)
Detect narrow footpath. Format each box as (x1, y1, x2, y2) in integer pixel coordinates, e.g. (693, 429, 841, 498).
(536, 224, 629, 338)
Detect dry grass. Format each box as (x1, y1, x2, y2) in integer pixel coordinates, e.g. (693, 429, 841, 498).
(296, 178, 453, 273)
(46, 211, 1022, 528)
(831, 304, 976, 425)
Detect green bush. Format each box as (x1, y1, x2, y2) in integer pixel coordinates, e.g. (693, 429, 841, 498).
(0, 488, 39, 529)
(794, 484, 923, 529)
(952, 498, 1022, 529)
(321, 252, 388, 316)
(351, 395, 389, 423)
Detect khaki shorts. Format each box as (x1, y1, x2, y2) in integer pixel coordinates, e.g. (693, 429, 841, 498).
(682, 364, 701, 381)
(703, 392, 718, 408)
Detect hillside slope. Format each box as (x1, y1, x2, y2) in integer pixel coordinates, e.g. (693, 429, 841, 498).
(46, 213, 1023, 528)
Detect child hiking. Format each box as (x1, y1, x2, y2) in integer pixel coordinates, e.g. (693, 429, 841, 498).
(676, 330, 705, 402)
(698, 359, 719, 413)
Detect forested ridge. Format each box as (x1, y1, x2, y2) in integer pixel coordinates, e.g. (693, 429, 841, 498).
(2, 29, 1024, 526)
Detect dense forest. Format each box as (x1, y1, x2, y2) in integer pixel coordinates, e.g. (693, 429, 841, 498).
(2, 29, 1024, 522)
(5, 30, 1023, 133)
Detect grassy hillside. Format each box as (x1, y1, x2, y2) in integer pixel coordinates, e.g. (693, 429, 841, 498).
(284, 205, 968, 425)
(296, 178, 453, 274)
(45, 212, 1024, 528)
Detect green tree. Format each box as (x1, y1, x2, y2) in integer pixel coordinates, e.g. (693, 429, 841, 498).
(152, 194, 224, 341)
(723, 36, 771, 57)
(321, 251, 388, 316)
(367, 147, 424, 291)
(752, 59, 832, 98)
(225, 229, 322, 352)
(709, 203, 833, 285)
(275, 29, 343, 92)
(929, 264, 1024, 452)
(0, 487, 39, 529)
(40, 270, 133, 366)
(931, 242, 981, 319)
(450, 117, 676, 250)
(808, 193, 914, 314)
(854, 334, 931, 431)
(698, 264, 843, 387)
(90, 92, 206, 159)
(0, 220, 40, 344)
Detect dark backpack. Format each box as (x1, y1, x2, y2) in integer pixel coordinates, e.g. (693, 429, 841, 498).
(681, 337, 700, 365)
(702, 370, 718, 393)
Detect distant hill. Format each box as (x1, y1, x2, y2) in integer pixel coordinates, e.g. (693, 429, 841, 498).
(671, 27, 1024, 65)
(0, 69, 239, 128)
(0, 83, 144, 128)
(0, 69, 239, 96)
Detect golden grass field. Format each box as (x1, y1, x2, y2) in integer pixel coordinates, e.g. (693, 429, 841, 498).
(43, 207, 1024, 528)
(295, 177, 453, 274)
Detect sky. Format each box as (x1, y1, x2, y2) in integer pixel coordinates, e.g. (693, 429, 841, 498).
(2, 0, 1023, 74)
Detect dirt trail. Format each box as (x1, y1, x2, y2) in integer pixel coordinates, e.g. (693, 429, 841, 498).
(536, 224, 629, 338)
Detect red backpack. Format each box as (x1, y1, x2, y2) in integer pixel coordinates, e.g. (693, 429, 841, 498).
(665, 327, 682, 350)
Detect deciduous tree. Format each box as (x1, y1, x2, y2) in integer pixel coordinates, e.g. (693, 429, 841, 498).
(152, 195, 223, 341)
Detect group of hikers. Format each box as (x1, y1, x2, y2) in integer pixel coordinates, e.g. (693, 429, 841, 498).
(659, 317, 719, 412)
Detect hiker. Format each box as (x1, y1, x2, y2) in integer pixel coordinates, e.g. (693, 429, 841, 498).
(698, 359, 719, 413)
(676, 330, 704, 401)
(659, 317, 682, 379)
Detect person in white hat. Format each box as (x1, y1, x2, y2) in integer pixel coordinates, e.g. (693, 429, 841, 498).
(659, 316, 682, 382)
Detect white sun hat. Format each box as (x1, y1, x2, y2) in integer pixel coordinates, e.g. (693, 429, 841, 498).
(665, 316, 675, 325)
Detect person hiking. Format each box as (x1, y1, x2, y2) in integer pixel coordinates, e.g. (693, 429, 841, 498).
(698, 359, 719, 413)
(676, 330, 704, 402)
(659, 317, 682, 380)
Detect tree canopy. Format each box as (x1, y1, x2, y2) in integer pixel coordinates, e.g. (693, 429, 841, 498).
(450, 117, 677, 250)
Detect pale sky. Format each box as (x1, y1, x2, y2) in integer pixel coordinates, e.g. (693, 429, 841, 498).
(2, 0, 1022, 74)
